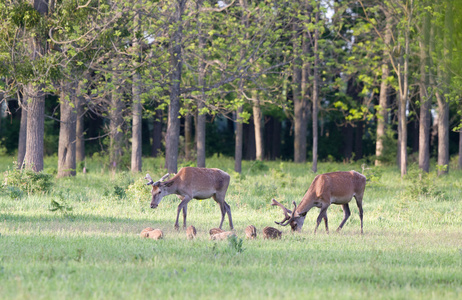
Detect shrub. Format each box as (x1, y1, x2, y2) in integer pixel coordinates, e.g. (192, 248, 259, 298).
(2, 166, 53, 196)
(126, 178, 152, 202)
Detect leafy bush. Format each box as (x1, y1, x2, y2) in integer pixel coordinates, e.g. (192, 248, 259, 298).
(2, 166, 53, 196)
(403, 167, 445, 201)
(126, 178, 152, 202)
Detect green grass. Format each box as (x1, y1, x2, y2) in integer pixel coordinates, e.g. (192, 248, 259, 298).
(0, 156, 461, 299)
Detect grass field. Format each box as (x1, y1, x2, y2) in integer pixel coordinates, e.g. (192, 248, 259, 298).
(0, 156, 461, 299)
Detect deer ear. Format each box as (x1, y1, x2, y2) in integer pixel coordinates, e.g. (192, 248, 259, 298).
(163, 181, 174, 187)
(294, 211, 300, 218)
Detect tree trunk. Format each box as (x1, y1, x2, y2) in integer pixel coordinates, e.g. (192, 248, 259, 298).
(165, 0, 186, 173)
(376, 9, 392, 166)
(23, 0, 48, 172)
(293, 24, 309, 163)
(57, 81, 77, 177)
(244, 119, 256, 160)
(234, 106, 244, 173)
(196, 105, 206, 167)
(131, 73, 142, 172)
(151, 108, 162, 157)
(418, 6, 431, 172)
(312, 4, 320, 172)
(196, 0, 206, 168)
(76, 81, 85, 163)
(436, 1, 453, 176)
(17, 100, 27, 169)
(343, 123, 354, 161)
(109, 72, 124, 170)
(252, 91, 264, 161)
(185, 112, 193, 161)
(354, 121, 364, 160)
(24, 83, 45, 172)
(459, 128, 462, 169)
(398, 0, 413, 177)
(235, 0, 248, 173)
(131, 7, 142, 173)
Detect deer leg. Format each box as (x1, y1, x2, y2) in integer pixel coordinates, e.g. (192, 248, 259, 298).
(182, 205, 188, 229)
(337, 203, 351, 232)
(314, 206, 329, 234)
(175, 196, 191, 230)
(355, 195, 364, 234)
(224, 201, 233, 230)
(213, 194, 230, 229)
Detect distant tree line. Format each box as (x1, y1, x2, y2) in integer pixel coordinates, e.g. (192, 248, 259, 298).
(0, 0, 461, 176)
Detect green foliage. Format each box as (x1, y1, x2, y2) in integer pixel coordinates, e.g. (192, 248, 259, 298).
(2, 165, 53, 195)
(247, 160, 269, 174)
(48, 199, 73, 218)
(125, 177, 151, 202)
(403, 167, 446, 202)
(375, 129, 398, 165)
(10, 1, 42, 28)
(226, 235, 245, 254)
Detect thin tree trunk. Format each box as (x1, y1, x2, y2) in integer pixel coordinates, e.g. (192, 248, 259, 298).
(459, 128, 462, 169)
(131, 7, 142, 173)
(57, 81, 77, 177)
(376, 9, 392, 166)
(185, 112, 192, 161)
(234, 106, 244, 173)
(76, 81, 85, 163)
(17, 100, 27, 168)
(196, 105, 206, 167)
(109, 69, 124, 170)
(398, 0, 413, 177)
(436, 1, 453, 176)
(418, 6, 431, 172)
(312, 4, 320, 172)
(131, 73, 142, 172)
(165, 0, 186, 173)
(196, 0, 206, 168)
(235, 0, 248, 173)
(252, 90, 264, 161)
(151, 108, 162, 157)
(294, 24, 309, 163)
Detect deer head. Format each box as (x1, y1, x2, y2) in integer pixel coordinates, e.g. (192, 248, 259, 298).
(145, 173, 171, 208)
(271, 199, 305, 232)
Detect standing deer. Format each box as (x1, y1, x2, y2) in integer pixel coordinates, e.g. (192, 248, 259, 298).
(272, 170, 366, 234)
(145, 167, 233, 230)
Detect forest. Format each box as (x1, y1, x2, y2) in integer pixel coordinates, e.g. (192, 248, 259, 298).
(0, 0, 461, 176)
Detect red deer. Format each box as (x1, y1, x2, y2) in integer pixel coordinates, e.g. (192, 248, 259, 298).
(145, 167, 233, 230)
(272, 170, 366, 234)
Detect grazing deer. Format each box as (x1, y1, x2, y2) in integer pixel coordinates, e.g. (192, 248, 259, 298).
(272, 170, 366, 234)
(145, 167, 233, 230)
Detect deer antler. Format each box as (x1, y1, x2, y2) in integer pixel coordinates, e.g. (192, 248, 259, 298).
(145, 174, 154, 185)
(145, 173, 170, 186)
(271, 198, 293, 226)
(159, 173, 170, 182)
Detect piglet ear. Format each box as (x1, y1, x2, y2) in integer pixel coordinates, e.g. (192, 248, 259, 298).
(145, 174, 154, 185)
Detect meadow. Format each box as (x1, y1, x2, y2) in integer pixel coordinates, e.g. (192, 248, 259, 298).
(0, 156, 461, 299)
